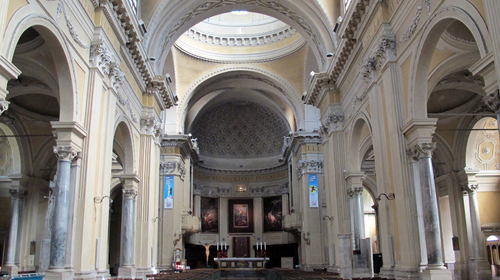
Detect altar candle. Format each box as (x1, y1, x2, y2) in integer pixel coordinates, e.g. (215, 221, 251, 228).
(217, 242, 219, 250)
(224, 242, 227, 250)
(264, 242, 266, 250)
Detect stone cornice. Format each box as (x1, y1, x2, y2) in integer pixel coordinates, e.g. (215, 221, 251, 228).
(282, 132, 321, 160)
(185, 25, 297, 47)
(305, 0, 378, 106)
(194, 163, 287, 176)
(161, 134, 199, 162)
(304, 73, 333, 105)
(174, 36, 306, 64)
(92, 0, 176, 109)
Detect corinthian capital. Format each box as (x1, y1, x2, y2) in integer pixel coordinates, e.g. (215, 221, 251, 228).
(347, 187, 363, 198)
(0, 98, 9, 115)
(123, 189, 138, 200)
(407, 142, 436, 160)
(484, 89, 500, 113)
(462, 184, 479, 194)
(53, 146, 79, 161)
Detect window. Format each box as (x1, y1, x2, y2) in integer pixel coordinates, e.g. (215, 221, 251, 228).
(345, 0, 352, 10)
(128, 0, 137, 13)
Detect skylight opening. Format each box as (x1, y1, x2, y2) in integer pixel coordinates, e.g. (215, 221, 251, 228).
(231, 10, 249, 15)
(487, 235, 499, 242)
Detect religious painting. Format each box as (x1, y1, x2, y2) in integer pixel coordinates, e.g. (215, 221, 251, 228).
(263, 196, 282, 232)
(201, 197, 218, 233)
(233, 204, 248, 228)
(229, 199, 254, 233)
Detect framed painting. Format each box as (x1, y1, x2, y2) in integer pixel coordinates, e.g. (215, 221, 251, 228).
(201, 197, 218, 233)
(263, 196, 282, 232)
(229, 199, 254, 233)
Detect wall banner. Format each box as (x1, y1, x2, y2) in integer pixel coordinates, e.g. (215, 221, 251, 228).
(309, 174, 318, 208)
(164, 175, 174, 209)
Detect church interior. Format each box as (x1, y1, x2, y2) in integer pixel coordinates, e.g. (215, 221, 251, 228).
(0, 0, 499, 279)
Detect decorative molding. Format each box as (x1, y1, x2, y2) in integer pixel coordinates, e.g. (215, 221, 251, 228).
(123, 189, 138, 200)
(57, 0, 89, 49)
(9, 189, 26, 199)
(407, 142, 436, 160)
(184, 26, 297, 47)
(296, 160, 323, 180)
(160, 160, 186, 180)
(89, 43, 112, 75)
(361, 38, 396, 83)
(398, 0, 430, 43)
(462, 184, 479, 194)
(53, 146, 79, 162)
(347, 187, 363, 198)
(484, 89, 500, 113)
(109, 62, 125, 91)
(0, 99, 9, 116)
(194, 184, 218, 197)
(174, 36, 306, 64)
(251, 187, 264, 197)
(217, 187, 230, 197)
(160, 0, 325, 63)
(140, 115, 161, 136)
(319, 112, 344, 140)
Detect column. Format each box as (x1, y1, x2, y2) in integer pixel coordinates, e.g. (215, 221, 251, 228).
(408, 143, 445, 268)
(119, 175, 139, 278)
(462, 170, 492, 280)
(50, 146, 79, 269)
(345, 172, 365, 250)
(4, 189, 23, 276)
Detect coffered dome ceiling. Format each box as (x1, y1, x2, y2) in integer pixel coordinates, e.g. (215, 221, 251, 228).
(191, 101, 290, 171)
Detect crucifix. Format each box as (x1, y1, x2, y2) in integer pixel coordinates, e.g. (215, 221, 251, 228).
(200, 241, 215, 267)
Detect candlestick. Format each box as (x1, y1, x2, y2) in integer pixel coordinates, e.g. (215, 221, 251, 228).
(217, 242, 219, 250)
(264, 242, 266, 250)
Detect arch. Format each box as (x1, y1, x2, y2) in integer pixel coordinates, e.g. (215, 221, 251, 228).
(178, 67, 304, 133)
(145, 1, 335, 73)
(409, 4, 490, 119)
(113, 118, 136, 174)
(3, 12, 79, 122)
(346, 112, 372, 170)
(0, 124, 22, 175)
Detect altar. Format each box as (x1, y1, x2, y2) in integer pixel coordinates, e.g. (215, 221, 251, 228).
(214, 257, 269, 269)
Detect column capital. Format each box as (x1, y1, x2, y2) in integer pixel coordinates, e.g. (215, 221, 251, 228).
(463, 184, 479, 194)
(8, 189, 26, 199)
(407, 142, 436, 160)
(402, 118, 437, 148)
(119, 174, 141, 187)
(295, 159, 323, 179)
(123, 189, 138, 200)
(484, 89, 500, 113)
(51, 121, 87, 151)
(347, 186, 363, 197)
(53, 146, 80, 162)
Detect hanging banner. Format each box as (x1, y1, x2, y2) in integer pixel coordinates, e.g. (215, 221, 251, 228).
(309, 174, 318, 208)
(164, 175, 174, 209)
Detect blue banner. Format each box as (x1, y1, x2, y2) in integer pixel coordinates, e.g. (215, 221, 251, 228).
(164, 175, 174, 209)
(309, 174, 318, 208)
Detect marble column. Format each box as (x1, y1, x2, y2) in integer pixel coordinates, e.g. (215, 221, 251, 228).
(118, 175, 139, 278)
(408, 143, 450, 276)
(345, 172, 365, 250)
(50, 146, 79, 269)
(4, 189, 23, 276)
(462, 177, 492, 280)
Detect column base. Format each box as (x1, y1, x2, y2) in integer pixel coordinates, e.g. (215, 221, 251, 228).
(421, 268, 452, 280)
(118, 266, 136, 278)
(3, 264, 18, 277)
(468, 259, 492, 280)
(45, 268, 74, 280)
(135, 267, 155, 279)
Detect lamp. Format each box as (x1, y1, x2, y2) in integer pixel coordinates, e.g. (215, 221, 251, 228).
(376, 193, 395, 201)
(94, 196, 113, 204)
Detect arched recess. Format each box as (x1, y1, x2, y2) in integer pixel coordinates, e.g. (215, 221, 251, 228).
(179, 68, 304, 133)
(145, 1, 335, 73)
(108, 179, 124, 276)
(464, 117, 499, 170)
(3, 13, 78, 122)
(113, 119, 135, 174)
(346, 112, 372, 171)
(409, 4, 490, 120)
